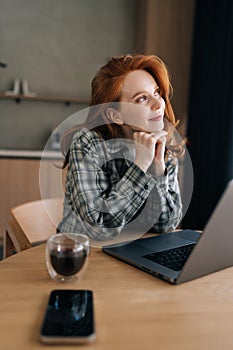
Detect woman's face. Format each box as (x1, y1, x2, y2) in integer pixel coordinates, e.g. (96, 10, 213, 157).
(119, 69, 165, 132)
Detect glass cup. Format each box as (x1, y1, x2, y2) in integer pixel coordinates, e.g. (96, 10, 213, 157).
(46, 233, 90, 282)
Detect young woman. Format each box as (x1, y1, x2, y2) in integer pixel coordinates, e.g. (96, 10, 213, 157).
(57, 54, 183, 241)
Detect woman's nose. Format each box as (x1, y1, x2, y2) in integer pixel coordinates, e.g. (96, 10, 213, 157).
(151, 97, 161, 110)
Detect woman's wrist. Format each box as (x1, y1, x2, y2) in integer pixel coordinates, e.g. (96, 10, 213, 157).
(134, 159, 149, 173)
(149, 162, 166, 178)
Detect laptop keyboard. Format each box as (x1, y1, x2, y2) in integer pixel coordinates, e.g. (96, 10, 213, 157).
(143, 243, 196, 271)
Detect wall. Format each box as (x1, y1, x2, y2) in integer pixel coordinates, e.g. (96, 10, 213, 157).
(0, 0, 136, 149)
(136, 0, 196, 129)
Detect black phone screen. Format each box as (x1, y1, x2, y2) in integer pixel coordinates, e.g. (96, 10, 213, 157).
(40, 290, 95, 343)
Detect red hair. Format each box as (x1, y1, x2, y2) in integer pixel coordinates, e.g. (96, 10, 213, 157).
(91, 54, 174, 121)
(62, 54, 181, 166)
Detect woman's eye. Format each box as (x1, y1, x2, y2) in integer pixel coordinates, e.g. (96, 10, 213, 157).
(154, 88, 160, 96)
(136, 95, 147, 103)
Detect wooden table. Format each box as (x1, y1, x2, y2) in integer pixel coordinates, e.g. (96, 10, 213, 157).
(1, 244, 233, 350)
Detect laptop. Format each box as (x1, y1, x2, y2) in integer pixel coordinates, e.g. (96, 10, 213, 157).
(102, 179, 233, 284)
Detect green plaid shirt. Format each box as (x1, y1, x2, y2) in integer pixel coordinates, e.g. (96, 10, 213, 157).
(58, 129, 182, 241)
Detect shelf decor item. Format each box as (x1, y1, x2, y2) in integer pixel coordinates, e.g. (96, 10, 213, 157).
(22, 80, 36, 97)
(5, 79, 20, 96)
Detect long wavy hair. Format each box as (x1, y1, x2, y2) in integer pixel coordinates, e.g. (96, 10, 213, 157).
(62, 54, 184, 167)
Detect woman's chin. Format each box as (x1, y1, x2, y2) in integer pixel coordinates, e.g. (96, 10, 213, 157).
(151, 121, 164, 132)
(129, 121, 164, 133)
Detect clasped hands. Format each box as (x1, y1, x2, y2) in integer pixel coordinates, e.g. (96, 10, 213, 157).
(133, 130, 167, 178)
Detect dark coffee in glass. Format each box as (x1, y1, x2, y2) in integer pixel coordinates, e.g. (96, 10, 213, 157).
(50, 249, 86, 276)
(46, 233, 90, 282)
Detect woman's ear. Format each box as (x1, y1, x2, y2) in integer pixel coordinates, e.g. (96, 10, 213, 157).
(106, 108, 124, 125)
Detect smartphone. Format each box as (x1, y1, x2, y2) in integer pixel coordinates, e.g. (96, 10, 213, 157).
(40, 289, 95, 344)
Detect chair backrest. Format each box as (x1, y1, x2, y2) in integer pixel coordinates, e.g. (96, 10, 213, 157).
(10, 197, 63, 247)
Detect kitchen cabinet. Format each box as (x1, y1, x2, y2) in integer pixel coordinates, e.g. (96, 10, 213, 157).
(0, 151, 65, 239)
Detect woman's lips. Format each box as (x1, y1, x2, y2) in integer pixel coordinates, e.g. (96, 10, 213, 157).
(149, 114, 163, 122)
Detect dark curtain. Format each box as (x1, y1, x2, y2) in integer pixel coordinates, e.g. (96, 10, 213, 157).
(183, 0, 233, 230)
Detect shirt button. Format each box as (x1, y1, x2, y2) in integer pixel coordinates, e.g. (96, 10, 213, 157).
(144, 184, 148, 190)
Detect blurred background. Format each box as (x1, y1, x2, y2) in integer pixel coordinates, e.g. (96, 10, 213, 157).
(0, 0, 233, 252)
(0, 0, 194, 149)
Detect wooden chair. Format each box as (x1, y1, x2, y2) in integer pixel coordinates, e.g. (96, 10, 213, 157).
(3, 198, 63, 258)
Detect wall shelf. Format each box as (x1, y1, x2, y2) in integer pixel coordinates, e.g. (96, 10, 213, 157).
(0, 93, 89, 105)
